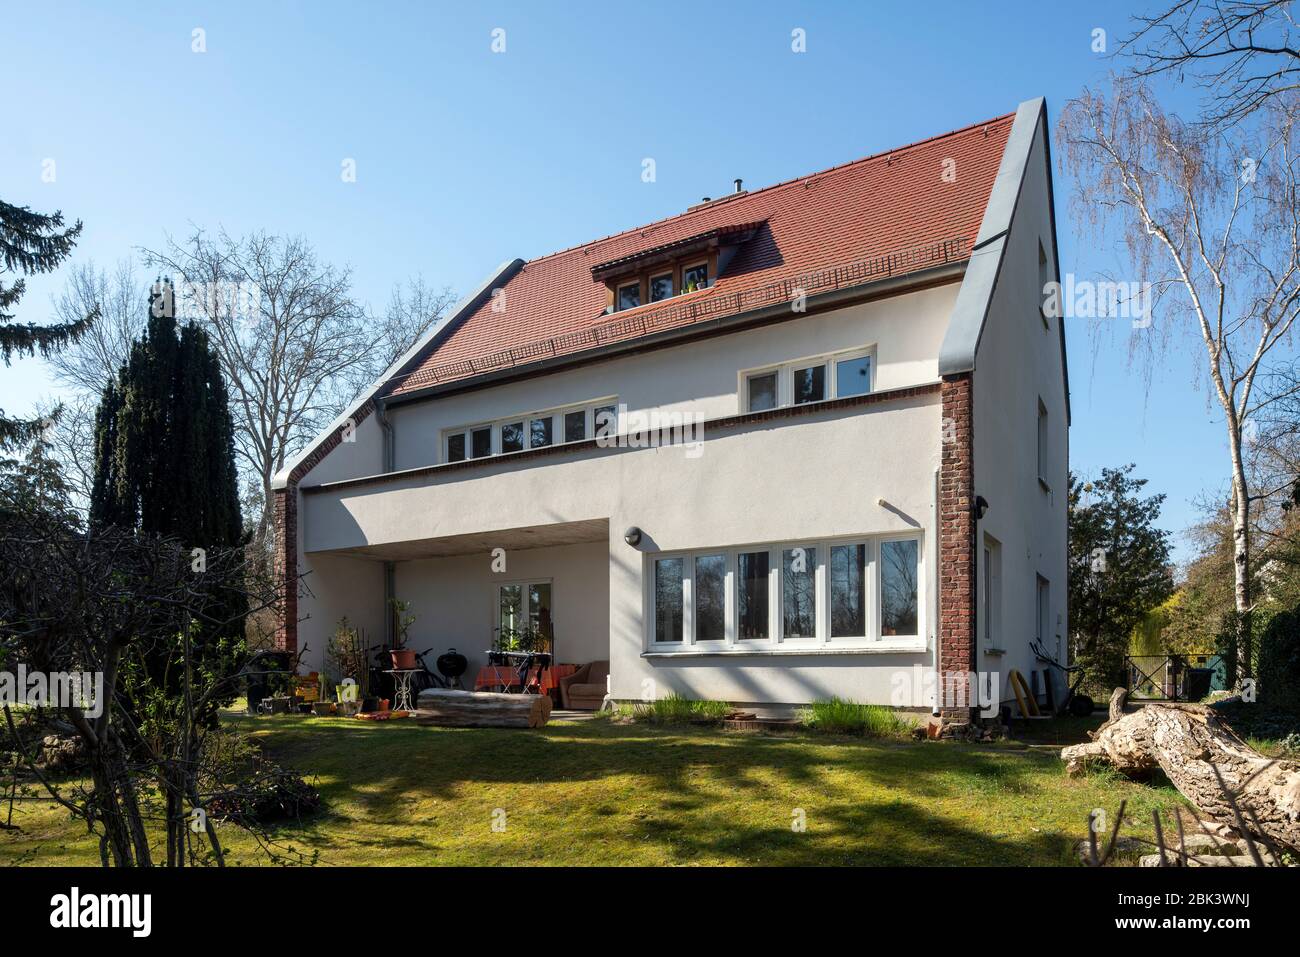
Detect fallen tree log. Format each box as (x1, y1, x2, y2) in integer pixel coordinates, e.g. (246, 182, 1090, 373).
(414, 689, 552, 728)
(1061, 693, 1300, 853)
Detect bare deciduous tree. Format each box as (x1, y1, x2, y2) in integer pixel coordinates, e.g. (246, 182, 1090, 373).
(143, 230, 372, 552)
(1125, 0, 1300, 128)
(36, 260, 148, 509)
(1060, 82, 1300, 679)
(47, 259, 146, 395)
(377, 275, 456, 370)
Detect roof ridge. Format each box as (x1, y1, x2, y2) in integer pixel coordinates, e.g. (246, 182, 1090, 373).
(518, 110, 1017, 270)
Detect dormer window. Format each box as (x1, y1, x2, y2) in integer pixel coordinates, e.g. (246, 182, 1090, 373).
(649, 273, 674, 302)
(616, 281, 641, 311)
(682, 261, 708, 293)
(591, 221, 764, 313)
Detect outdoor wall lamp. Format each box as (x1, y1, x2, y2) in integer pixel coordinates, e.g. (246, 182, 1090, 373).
(624, 526, 643, 547)
(974, 496, 989, 520)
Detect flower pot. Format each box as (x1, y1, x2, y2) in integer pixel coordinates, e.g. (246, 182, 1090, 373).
(268, 696, 291, 715)
(311, 701, 332, 716)
(361, 696, 379, 712)
(379, 698, 391, 713)
(390, 648, 417, 670)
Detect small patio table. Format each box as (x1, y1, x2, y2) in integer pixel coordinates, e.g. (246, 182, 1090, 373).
(385, 668, 420, 712)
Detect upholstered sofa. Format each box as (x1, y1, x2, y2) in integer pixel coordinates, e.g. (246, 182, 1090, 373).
(559, 660, 609, 710)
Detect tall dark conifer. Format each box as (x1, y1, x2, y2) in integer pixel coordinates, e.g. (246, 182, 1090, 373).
(91, 285, 242, 551)
(0, 200, 97, 447)
(91, 284, 246, 703)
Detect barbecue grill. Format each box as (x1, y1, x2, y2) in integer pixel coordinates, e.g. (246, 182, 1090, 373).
(436, 648, 468, 690)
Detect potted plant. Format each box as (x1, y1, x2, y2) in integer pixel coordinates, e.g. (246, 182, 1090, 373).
(329, 617, 377, 711)
(311, 671, 333, 715)
(265, 664, 294, 714)
(388, 598, 417, 670)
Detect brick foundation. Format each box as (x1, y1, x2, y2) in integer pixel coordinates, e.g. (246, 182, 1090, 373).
(938, 373, 976, 718)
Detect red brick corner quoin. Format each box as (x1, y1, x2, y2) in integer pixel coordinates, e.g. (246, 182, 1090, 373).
(274, 400, 376, 655)
(938, 373, 976, 719)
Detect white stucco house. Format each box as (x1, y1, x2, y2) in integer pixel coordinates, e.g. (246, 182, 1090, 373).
(272, 97, 1069, 717)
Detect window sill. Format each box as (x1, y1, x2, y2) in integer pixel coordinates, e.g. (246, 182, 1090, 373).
(643, 643, 929, 658)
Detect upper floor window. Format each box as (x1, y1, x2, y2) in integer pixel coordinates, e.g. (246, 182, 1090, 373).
(607, 258, 715, 312)
(742, 347, 874, 413)
(442, 398, 617, 464)
(593, 223, 762, 314)
(617, 282, 641, 311)
(746, 370, 778, 412)
(682, 261, 708, 293)
(649, 273, 674, 302)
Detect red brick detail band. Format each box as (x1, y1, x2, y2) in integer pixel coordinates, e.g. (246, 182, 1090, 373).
(275, 401, 377, 655)
(938, 373, 975, 719)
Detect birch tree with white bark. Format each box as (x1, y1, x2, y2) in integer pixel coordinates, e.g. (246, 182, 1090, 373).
(1060, 83, 1300, 680)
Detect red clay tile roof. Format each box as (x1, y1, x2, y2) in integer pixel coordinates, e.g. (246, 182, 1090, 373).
(387, 111, 1014, 395)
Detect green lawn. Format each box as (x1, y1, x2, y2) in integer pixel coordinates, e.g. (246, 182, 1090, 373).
(0, 712, 1187, 866)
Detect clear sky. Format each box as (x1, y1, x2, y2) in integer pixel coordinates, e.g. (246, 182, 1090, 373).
(0, 0, 1254, 563)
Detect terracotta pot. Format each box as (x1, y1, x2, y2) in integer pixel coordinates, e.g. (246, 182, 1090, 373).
(379, 698, 391, 713)
(390, 648, 417, 670)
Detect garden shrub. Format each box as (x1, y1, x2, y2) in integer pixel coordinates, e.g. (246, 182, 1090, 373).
(1258, 608, 1300, 711)
(201, 729, 320, 824)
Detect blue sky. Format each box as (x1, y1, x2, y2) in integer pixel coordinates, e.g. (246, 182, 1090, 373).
(0, 0, 1246, 563)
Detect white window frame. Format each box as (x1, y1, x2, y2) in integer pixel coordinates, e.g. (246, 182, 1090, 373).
(651, 556, 687, 645)
(645, 532, 924, 653)
(493, 577, 554, 645)
(689, 552, 730, 645)
(779, 543, 822, 646)
(878, 535, 922, 641)
(681, 260, 709, 292)
(739, 345, 876, 413)
(743, 368, 781, 413)
(734, 547, 776, 644)
(441, 396, 618, 463)
(827, 539, 874, 642)
(832, 348, 874, 399)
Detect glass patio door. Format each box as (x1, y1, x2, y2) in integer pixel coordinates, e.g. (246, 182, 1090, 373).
(496, 581, 552, 652)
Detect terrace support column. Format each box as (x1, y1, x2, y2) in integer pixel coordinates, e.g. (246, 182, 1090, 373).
(938, 373, 976, 720)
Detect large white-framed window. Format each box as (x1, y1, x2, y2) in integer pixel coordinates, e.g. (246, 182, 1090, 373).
(879, 537, 920, 639)
(740, 346, 875, 413)
(646, 533, 923, 651)
(829, 541, 870, 639)
(494, 578, 553, 649)
(441, 397, 619, 463)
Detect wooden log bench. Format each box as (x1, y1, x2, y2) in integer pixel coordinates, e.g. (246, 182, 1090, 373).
(414, 689, 553, 728)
